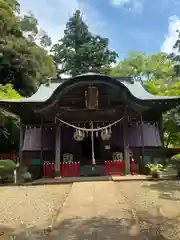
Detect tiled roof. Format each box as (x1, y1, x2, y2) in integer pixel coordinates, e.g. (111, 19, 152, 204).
(0, 73, 179, 103)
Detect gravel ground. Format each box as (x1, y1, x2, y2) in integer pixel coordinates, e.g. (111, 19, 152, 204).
(0, 184, 72, 239)
(1, 181, 180, 239)
(49, 181, 180, 240)
(115, 181, 180, 239)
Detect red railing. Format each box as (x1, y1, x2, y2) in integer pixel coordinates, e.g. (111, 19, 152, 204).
(60, 162, 80, 177)
(43, 162, 80, 178)
(131, 158, 135, 175)
(43, 160, 136, 178)
(105, 160, 136, 176)
(0, 153, 19, 160)
(105, 161, 126, 176)
(43, 162, 55, 178)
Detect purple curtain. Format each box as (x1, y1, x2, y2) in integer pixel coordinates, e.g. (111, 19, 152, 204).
(22, 127, 54, 151)
(129, 122, 162, 147)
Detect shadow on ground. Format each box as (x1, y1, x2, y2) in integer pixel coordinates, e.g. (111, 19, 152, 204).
(0, 211, 178, 239)
(143, 180, 180, 201)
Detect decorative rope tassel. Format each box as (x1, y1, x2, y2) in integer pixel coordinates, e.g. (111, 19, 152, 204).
(92, 158, 96, 165)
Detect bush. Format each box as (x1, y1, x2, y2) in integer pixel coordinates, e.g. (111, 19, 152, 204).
(146, 163, 163, 174)
(0, 159, 16, 178)
(171, 154, 180, 176)
(171, 153, 180, 161)
(22, 172, 32, 182)
(171, 154, 180, 169)
(146, 163, 164, 178)
(3, 174, 14, 183)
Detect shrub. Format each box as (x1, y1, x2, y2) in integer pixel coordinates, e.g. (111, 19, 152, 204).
(146, 163, 163, 174)
(22, 172, 32, 182)
(170, 154, 180, 175)
(0, 159, 16, 178)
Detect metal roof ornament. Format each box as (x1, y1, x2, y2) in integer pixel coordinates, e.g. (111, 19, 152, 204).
(134, 76, 142, 82)
(45, 77, 51, 86)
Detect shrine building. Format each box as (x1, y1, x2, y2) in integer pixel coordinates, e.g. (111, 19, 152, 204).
(0, 73, 179, 177)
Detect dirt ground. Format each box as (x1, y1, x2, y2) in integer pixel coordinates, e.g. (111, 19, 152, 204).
(0, 184, 72, 239)
(0, 181, 180, 239)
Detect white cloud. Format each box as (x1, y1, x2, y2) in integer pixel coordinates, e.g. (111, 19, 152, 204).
(161, 15, 180, 53)
(19, 0, 106, 44)
(111, 0, 131, 5)
(110, 0, 144, 13)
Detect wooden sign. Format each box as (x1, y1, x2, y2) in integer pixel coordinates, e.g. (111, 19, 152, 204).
(85, 86, 99, 110)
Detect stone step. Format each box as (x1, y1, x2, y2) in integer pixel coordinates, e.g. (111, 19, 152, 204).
(80, 165, 105, 176)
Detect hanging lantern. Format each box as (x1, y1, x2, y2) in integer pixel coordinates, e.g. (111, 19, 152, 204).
(73, 129, 85, 141)
(101, 128, 111, 140)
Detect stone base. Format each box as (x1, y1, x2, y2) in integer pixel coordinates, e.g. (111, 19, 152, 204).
(55, 171, 61, 178)
(125, 164, 130, 175)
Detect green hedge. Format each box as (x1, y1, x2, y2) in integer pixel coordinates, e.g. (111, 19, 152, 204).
(172, 154, 180, 160)
(0, 159, 16, 177)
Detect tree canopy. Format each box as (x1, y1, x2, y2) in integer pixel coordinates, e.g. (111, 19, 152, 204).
(0, 0, 56, 96)
(51, 10, 118, 76)
(0, 84, 20, 152)
(111, 50, 180, 147)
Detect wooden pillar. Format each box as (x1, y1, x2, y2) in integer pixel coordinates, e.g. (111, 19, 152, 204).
(158, 114, 164, 147)
(19, 122, 24, 167)
(123, 116, 130, 174)
(90, 121, 96, 166)
(55, 123, 61, 177)
(140, 114, 145, 168)
(40, 119, 43, 164)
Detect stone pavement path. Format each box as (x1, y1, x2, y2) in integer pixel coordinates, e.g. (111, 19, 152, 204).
(47, 181, 147, 240)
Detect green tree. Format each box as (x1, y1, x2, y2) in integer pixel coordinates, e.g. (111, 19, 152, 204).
(20, 12, 52, 48)
(0, 84, 20, 152)
(0, 0, 56, 96)
(111, 51, 180, 147)
(5, 0, 20, 13)
(160, 81, 180, 147)
(111, 51, 176, 83)
(110, 51, 147, 78)
(51, 10, 118, 76)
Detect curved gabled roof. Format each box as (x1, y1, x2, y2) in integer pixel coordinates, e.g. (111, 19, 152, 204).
(0, 73, 179, 104)
(0, 73, 180, 117)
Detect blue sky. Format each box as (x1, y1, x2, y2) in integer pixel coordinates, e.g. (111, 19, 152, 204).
(19, 0, 180, 59)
